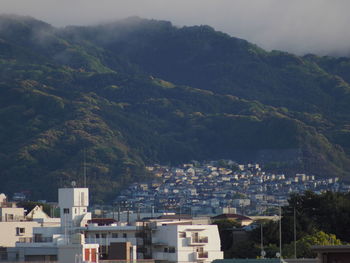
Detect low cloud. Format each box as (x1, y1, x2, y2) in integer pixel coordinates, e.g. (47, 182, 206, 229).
(1, 0, 350, 55)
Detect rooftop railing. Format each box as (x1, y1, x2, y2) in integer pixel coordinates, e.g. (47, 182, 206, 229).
(0, 215, 27, 222)
(17, 237, 53, 243)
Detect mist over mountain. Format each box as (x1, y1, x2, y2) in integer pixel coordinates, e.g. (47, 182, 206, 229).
(0, 15, 349, 202)
(1, 0, 350, 56)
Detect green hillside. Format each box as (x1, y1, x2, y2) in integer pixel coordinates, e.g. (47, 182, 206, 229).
(0, 15, 349, 202)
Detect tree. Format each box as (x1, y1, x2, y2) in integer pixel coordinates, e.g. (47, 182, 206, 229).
(284, 191, 350, 242)
(212, 219, 241, 252)
(283, 231, 342, 258)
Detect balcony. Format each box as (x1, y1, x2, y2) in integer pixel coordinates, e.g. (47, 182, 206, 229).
(187, 236, 208, 245)
(18, 237, 53, 243)
(197, 251, 208, 259)
(18, 237, 32, 243)
(194, 251, 208, 260)
(0, 215, 27, 222)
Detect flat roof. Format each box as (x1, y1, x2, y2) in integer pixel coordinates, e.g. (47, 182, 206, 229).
(312, 245, 350, 253)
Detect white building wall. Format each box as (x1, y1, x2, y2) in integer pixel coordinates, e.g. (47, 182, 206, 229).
(58, 188, 90, 229)
(0, 207, 25, 221)
(152, 225, 179, 262)
(58, 243, 99, 263)
(0, 221, 40, 247)
(152, 224, 223, 263)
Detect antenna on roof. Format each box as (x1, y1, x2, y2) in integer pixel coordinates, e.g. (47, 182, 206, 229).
(71, 181, 77, 188)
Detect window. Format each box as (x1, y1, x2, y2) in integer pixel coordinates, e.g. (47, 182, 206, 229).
(101, 234, 106, 238)
(196, 247, 204, 253)
(137, 247, 146, 253)
(169, 247, 176, 253)
(95, 234, 100, 238)
(123, 233, 127, 238)
(179, 232, 186, 238)
(16, 227, 25, 236)
(34, 234, 42, 242)
(75, 208, 77, 214)
(63, 208, 69, 214)
(112, 233, 118, 238)
(164, 247, 168, 253)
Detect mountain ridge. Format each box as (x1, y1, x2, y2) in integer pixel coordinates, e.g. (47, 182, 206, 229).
(0, 15, 349, 202)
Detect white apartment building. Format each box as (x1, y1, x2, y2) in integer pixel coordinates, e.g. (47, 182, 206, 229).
(151, 224, 223, 263)
(0, 195, 50, 248)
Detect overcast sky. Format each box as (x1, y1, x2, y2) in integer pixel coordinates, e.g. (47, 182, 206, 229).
(2, 0, 350, 56)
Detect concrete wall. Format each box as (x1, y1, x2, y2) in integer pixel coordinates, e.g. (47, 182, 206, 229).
(58, 243, 98, 263)
(0, 207, 25, 221)
(58, 188, 89, 228)
(152, 224, 223, 263)
(0, 221, 40, 247)
(58, 188, 89, 209)
(7, 246, 58, 261)
(108, 242, 133, 260)
(177, 225, 223, 263)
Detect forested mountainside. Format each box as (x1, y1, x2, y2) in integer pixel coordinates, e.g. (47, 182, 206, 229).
(0, 15, 349, 202)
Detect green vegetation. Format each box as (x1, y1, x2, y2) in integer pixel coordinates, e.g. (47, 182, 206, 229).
(218, 191, 349, 258)
(0, 15, 349, 201)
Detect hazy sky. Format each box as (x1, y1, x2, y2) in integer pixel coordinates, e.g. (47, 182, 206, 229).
(2, 0, 350, 55)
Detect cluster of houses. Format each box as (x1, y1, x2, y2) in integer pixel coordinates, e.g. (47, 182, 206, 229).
(0, 187, 223, 263)
(114, 161, 349, 216)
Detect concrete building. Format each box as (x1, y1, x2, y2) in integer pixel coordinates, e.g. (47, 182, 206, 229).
(312, 245, 350, 263)
(0, 198, 42, 247)
(8, 187, 99, 263)
(151, 224, 223, 263)
(2, 187, 223, 263)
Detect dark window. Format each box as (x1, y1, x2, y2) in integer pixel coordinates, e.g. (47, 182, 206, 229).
(101, 234, 106, 238)
(95, 234, 100, 238)
(123, 233, 127, 238)
(169, 247, 176, 253)
(63, 208, 69, 214)
(16, 227, 25, 235)
(112, 233, 118, 238)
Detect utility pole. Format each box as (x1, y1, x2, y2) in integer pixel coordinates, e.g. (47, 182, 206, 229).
(294, 207, 297, 259)
(260, 223, 265, 258)
(279, 206, 282, 263)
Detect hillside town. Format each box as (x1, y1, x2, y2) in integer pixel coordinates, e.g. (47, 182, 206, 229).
(0, 164, 349, 263)
(114, 161, 349, 216)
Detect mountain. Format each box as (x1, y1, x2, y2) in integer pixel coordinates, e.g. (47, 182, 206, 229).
(0, 15, 349, 202)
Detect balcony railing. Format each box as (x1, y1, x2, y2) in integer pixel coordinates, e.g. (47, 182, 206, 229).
(0, 215, 27, 222)
(197, 252, 208, 259)
(18, 237, 53, 243)
(188, 236, 208, 245)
